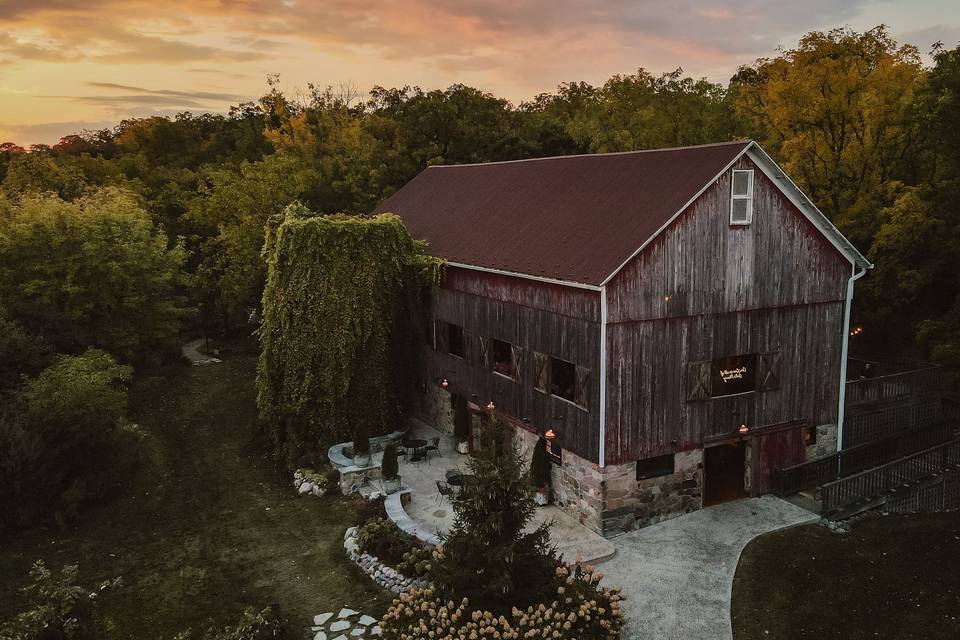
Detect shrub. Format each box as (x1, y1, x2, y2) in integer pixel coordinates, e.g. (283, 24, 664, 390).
(353, 422, 370, 456)
(0, 306, 51, 393)
(452, 393, 470, 442)
(396, 546, 433, 578)
(200, 607, 288, 640)
(353, 496, 387, 527)
(382, 443, 399, 480)
(530, 436, 552, 489)
(356, 518, 416, 567)
(0, 349, 137, 532)
(0, 560, 122, 640)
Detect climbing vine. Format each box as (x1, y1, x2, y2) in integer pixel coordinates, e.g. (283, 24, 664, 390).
(257, 205, 443, 465)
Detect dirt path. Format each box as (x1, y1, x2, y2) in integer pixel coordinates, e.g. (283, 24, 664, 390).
(181, 338, 221, 365)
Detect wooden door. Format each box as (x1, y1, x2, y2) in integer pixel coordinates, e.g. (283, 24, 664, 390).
(704, 443, 748, 506)
(753, 427, 807, 495)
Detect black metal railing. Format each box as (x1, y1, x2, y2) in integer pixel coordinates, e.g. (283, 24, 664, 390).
(819, 438, 960, 516)
(843, 396, 946, 448)
(845, 365, 943, 407)
(777, 421, 954, 496)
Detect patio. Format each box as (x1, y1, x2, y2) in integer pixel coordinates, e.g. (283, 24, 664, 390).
(387, 420, 615, 563)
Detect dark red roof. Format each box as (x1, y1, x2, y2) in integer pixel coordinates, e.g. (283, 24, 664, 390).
(374, 140, 752, 286)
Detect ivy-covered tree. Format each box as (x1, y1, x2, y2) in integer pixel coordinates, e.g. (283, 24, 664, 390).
(257, 206, 442, 465)
(430, 415, 556, 613)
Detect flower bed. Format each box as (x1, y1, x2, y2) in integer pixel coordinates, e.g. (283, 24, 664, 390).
(343, 526, 429, 594)
(292, 466, 339, 497)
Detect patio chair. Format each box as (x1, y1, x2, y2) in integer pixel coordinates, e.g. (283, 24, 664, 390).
(436, 480, 454, 505)
(423, 437, 441, 463)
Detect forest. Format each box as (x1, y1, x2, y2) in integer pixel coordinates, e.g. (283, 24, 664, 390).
(1, 25, 959, 530)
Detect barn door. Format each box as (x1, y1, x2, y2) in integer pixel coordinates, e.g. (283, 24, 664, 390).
(753, 427, 807, 495)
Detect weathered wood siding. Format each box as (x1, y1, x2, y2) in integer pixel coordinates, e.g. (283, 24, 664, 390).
(427, 267, 602, 462)
(604, 156, 851, 464)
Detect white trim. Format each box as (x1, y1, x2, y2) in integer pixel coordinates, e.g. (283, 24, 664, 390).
(446, 261, 601, 291)
(599, 286, 607, 468)
(729, 169, 754, 225)
(599, 144, 753, 286)
(746, 146, 872, 269)
(836, 265, 868, 449)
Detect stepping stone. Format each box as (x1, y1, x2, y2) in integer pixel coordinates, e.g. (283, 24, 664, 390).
(330, 621, 350, 632)
(338, 608, 359, 619)
(371, 626, 382, 636)
(332, 636, 348, 640)
(314, 613, 333, 626)
(313, 633, 327, 640)
(351, 629, 365, 637)
(358, 615, 376, 626)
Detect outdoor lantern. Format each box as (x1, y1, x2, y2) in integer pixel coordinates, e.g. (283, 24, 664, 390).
(738, 424, 750, 434)
(486, 400, 496, 412)
(544, 429, 556, 441)
(440, 377, 449, 389)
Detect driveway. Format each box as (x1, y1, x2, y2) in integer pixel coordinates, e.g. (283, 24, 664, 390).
(597, 496, 818, 640)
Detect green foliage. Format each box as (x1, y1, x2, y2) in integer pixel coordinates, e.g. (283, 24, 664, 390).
(0, 187, 190, 363)
(257, 207, 442, 465)
(0, 561, 121, 640)
(381, 444, 399, 480)
(2, 150, 88, 200)
(452, 394, 470, 442)
(355, 518, 417, 567)
(396, 546, 433, 578)
(0, 350, 136, 532)
(0, 306, 51, 393)
(353, 495, 387, 527)
(430, 416, 556, 614)
(530, 437, 552, 489)
(194, 607, 288, 640)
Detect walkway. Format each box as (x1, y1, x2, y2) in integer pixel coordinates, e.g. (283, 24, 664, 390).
(182, 338, 221, 365)
(598, 496, 818, 640)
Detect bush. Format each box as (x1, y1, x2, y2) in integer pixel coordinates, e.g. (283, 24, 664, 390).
(353, 496, 387, 527)
(199, 607, 288, 640)
(396, 546, 433, 578)
(380, 564, 625, 640)
(530, 436, 552, 489)
(353, 422, 370, 456)
(382, 443, 399, 479)
(0, 306, 51, 393)
(452, 393, 470, 443)
(356, 518, 416, 567)
(0, 349, 138, 532)
(0, 560, 122, 640)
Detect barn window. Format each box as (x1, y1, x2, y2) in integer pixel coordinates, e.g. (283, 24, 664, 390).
(551, 357, 577, 403)
(447, 323, 465, 358)
(636, 454, 675, 480)
(492, 338, 514, 378)
(730, 169, 754, 225)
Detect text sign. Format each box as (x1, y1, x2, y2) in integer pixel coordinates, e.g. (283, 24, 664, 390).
(711, 353, 757, 397)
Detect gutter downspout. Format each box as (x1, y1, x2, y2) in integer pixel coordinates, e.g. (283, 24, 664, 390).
(599, 286, 607, 468)
(836, 264, 868, 449)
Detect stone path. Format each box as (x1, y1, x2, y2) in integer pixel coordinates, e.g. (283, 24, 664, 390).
(310, 608, 382, 639)
(597, 496, 818, 640)
(181, 338, 221, 365)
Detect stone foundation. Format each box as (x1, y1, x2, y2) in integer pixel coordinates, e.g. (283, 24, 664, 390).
(416, 384, 455, 436)
(806, 423, 838, 460)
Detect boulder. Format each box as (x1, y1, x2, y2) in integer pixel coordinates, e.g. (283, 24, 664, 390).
(299, 482, 314, 495)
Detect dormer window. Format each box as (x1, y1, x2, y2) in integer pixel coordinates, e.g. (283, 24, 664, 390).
(730, 169, 754, 225)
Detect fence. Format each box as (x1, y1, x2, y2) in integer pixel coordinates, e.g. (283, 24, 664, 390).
(844, 365, 943, 407)
(820, 438, 960, 516)
(886, 469, 960, 513)
(843, 396, 946, 448)
(777, 421, 955, 496)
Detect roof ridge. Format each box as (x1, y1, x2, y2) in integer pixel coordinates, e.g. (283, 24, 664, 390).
(425, 139, 753, 169)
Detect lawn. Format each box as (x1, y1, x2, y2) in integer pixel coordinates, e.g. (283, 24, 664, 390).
(0, 346, 390, 638)
(732, 512, 960, 639)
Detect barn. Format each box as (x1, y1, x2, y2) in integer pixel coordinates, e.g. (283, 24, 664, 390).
(374, 140, 872, 536)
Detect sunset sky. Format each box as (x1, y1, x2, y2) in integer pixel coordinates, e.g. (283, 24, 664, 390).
(1, 0, 959, 146)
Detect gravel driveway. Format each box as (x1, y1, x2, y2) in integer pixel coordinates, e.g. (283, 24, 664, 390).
(598, 496, 817, 640)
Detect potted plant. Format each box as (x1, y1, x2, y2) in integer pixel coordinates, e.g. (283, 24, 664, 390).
(453, 394, 470, 454)
(381, 444, 401, 494)
(353, 423, 371, 467)
(530, 436, 552, 506)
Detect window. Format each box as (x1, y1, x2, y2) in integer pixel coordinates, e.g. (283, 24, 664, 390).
(710, 353, 758, 398)
(805, 426, 818, 446)
(636, 454, 675, 480)
(730, 169, 754, 225)
(551, 357, 576, 403)
(447, 323, 465, 358)
(492, 338, 514, 377)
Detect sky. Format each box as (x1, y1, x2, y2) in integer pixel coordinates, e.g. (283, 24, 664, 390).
(1, 0, 959, 146)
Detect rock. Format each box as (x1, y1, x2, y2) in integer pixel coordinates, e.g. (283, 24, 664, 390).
(351, 629, 365, 637)
(312, 485, 323, 497)
(299, 482, 314, 495)
(371, 626, 382, 636)
(314, 613, 333, 626)
(313, 633, 327, 640)
(345, 527, 357, 540)
(332, 636, 348, 640)
(330, 620, 351, 632)
(294, 478, 303, 489)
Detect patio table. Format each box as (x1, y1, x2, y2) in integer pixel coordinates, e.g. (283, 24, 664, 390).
(447, 473, 477, 490)
(405, 438, 428, 461)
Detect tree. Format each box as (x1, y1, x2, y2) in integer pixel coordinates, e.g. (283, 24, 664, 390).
(381, 443, 399, 480)
(530, 437, 552, 490)
(0, 187, 189, 362)
(0, 306, 51, 393)
(430, 415, 556, 613)
(1, 149, 88, 200)
(729, 26, 925, 247)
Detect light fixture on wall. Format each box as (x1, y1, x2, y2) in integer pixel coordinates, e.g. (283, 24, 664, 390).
(486, 400, 496, 412)
(738, 424, 750, 434)
(440, 377, 449, 389)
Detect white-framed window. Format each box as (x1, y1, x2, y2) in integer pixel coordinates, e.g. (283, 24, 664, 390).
(730, 169, 754, 225)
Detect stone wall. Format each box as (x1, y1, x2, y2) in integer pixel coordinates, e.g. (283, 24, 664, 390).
(806, 423, 838, 461)
(416, 384, 455, 436)
(343, 526, 429, 594)
(550, 449, 605, 534)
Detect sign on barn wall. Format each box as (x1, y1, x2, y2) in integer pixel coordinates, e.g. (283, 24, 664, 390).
(710, 353, 758, 397)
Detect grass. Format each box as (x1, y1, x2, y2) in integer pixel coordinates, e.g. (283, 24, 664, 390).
(732, 512, 960, 639)
(0, 347, 390, 638)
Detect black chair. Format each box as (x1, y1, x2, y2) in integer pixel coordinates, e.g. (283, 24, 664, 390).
(436, 480, 454, 505)
(423, 437, 442, 463)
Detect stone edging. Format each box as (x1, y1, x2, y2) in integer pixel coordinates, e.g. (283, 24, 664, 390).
(384, 489, 441, 546)
(343, 526, 430, 594)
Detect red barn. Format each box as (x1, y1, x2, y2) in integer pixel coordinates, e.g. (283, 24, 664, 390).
(375, 140, 871, 536)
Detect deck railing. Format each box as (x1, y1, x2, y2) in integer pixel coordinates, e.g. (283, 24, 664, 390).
(776, 421, 954, 496)
(843, 396, 946, 448)
(845, 365, 944, 407)
(819, 438, 960, 516)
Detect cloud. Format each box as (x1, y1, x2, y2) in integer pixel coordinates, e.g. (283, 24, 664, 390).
(0, 119, 119, 145)
(42, 82, 251, 113)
